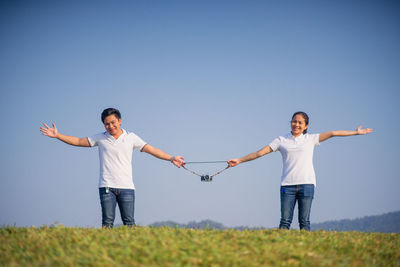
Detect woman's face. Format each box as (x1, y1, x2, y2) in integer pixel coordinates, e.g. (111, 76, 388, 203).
(291, 114, 308, 137)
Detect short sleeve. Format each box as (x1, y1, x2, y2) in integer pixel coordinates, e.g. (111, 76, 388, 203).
(87, 133, 103, 147)
(130, 133, 147, 151)
(313, 133, 320, 146)
(269, 137, 281, 152)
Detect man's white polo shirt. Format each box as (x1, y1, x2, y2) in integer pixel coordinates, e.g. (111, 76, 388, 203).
(269, 133, 320, 186)
(87, 129, 147, 189)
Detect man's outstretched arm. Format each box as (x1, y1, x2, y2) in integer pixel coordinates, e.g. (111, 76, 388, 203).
(40, 123, 90, 147)
(141, 144, 184, 168)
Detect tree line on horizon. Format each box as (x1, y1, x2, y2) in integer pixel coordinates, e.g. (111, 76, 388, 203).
(149, 211, 400, 233)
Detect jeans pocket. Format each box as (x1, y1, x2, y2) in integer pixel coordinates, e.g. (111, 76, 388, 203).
(99, 188, 112, 202)
(100, 193, 112, 203)
(303, 184, 315, 198)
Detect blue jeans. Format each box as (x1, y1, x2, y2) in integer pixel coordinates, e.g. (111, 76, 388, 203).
(279, 184, 314, 231)
(99, 187, 135, 228)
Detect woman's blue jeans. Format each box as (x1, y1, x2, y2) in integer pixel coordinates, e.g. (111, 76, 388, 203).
(99, 187, 135, 228)
(279, 184, 314, 231)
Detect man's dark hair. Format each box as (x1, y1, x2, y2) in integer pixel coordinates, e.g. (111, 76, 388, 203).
(101, 108, 121, 123)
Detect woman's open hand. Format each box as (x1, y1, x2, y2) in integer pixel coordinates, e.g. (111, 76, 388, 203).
(356, 125, 373, 135)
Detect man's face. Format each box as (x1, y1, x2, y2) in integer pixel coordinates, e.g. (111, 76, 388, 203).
(103, 114, 122, 137)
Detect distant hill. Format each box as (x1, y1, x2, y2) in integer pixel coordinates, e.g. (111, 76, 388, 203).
(149, 219, 262, 230)
(150, 219, 226, 230)
(311, 210, 400, 233)
(149, 210, 400, 233)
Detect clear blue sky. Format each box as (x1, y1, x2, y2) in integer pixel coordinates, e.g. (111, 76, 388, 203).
(1, 0, 399, 228)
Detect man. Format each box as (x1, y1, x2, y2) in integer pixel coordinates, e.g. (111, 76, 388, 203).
(40, 108, 184, 228)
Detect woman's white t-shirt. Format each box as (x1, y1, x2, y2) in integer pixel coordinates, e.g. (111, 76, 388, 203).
(87, 129, 147, 189)
(269, 133, 320, 186)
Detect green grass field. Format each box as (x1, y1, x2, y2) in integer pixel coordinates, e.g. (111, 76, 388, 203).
(1, 226, 399, 266)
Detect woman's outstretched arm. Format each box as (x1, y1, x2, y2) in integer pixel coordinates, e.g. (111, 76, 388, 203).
(228, 145, 273, 167)
(319, 125, 373, 143)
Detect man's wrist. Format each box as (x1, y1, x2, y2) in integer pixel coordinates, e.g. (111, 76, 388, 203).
(170, 156, 175, 162)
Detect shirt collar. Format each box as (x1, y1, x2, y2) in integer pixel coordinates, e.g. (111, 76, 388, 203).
(287, 132, 305, 140)
(105, 128, 126, 140)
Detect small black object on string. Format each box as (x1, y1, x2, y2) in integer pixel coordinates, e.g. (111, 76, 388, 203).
(201, 175, 212, 182)
(182, 161, 230, 182)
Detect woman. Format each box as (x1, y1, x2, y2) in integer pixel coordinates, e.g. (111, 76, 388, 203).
(227, 111, 372, 230)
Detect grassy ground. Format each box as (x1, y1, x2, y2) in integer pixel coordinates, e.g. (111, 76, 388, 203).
(1, 226, 399, 266)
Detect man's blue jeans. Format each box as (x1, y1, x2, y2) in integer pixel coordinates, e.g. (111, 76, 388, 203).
(279, 184, 314, 231)
(99, 187, 135, 228)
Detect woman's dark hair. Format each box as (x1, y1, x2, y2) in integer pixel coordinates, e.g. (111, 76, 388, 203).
(291, 111, 309, 134)
(101, 108, 121, 123)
